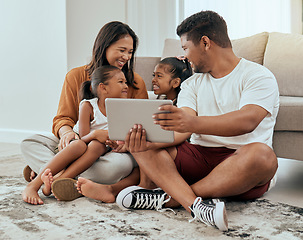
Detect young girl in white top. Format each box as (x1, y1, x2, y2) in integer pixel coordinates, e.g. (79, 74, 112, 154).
(22, 65, 128, 205)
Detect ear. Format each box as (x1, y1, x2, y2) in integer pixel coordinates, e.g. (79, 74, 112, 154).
(200, 36, 211, 50)
(98, 83, 108, 94)
(172, 78, 181, 89)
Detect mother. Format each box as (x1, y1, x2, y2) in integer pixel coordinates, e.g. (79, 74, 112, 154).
(21, 21, 147, 199)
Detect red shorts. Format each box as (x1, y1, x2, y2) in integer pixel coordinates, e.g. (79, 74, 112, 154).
(174, 141, 270, 200)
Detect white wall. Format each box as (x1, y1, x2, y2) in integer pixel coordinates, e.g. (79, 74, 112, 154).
(66, 0, 127, 71)
(183, 0, 303, 39)
(1, 0, 302, 144)
(0, 0, 67, 143)
(0, 0, 136, 143)
(126, 0, 179, 57)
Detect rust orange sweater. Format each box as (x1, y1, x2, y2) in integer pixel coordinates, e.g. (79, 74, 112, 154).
(52, 65, 148, 138)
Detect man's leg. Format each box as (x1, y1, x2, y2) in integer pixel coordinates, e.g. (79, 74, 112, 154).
(117, 147, 229, 231)
(190, 142, 277, 200)
(131, 142, 277, 206)
(131, 148, 197, 211)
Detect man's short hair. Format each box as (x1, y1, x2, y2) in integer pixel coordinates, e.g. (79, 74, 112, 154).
(177, 10, 232, 48)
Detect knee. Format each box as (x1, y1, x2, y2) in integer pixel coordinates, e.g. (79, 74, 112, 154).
(70, 140, 87, 154)
(132, 150, 155, 164)
(242, 143, 278, 174)
(20, 138, 30, 154)
(20, 135, 38, 155)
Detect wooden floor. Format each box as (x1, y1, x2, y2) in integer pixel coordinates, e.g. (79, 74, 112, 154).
(1, 142, 303, 208)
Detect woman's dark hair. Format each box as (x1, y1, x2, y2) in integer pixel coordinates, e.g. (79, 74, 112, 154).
(81, 65, 121, 100)
(86, 21, 138, 89)
(158, 57, 193, 95)
(177, 10, 231, 48)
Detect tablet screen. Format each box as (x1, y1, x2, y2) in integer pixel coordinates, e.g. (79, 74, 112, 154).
(105, 98, 174, 143)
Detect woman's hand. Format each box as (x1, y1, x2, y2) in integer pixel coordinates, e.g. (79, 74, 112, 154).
(58, 131, 79, 151)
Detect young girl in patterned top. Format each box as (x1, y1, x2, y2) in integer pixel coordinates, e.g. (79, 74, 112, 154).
(75, 57, 193, 201)
(152, 57, 192, 105)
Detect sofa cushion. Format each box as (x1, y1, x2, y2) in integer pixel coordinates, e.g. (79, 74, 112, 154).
(135, 56, 161, 91)
(162, 33, 269, 65)
(231, 32, 269, 65)
(161, 38, 183, 59)
(264, 32, 303, 97)
(274, 96, 303, 131)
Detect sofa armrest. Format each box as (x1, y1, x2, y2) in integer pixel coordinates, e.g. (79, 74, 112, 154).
(135, 56, 161, 91)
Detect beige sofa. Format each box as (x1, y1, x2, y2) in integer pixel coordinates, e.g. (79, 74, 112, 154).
(134, 32, 303, 161)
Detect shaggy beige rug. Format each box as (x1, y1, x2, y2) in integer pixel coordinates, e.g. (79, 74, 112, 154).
(1, 155, 303, 240)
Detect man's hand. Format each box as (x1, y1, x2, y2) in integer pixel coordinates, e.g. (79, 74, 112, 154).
(58, 131, 79, 151)
(153, 105, 195, 133)
(124, 124, 152, 153)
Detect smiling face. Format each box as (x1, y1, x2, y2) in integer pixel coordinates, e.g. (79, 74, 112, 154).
(152, 64, 179, 99)
(105, 35, 134, 69)
(104, 71, 128, 98)
(181, 34, 210, 73)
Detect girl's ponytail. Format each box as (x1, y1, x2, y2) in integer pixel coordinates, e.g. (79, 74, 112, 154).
(80, 65, 121, 101)
(181, 58, 193, 81)
(80, 81, 95, 100)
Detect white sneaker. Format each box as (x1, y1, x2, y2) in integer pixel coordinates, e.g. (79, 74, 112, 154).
(267, 172, 277, 192)
(116, 186, 171, 212)
(189, 197, 228, 231)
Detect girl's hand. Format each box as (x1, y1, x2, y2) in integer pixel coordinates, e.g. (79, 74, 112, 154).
(112, 143, 128, 153)
(81, 129, 108, 144)
(106, 140, 128, 153)
(176, 55, 186, 61)
(105, 139, 119, 149)
(58, 131, 79, 151)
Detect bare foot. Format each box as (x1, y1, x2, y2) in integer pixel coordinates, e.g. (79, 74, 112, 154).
(30, 170, 37, 181)
(22, 183, 44, 205)
(76, 177, 115, 203)
(41, 168, 53, 196)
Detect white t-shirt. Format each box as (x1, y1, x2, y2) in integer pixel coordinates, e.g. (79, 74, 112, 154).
(73, 98, 108, 134)
(177, 58, 279, 149)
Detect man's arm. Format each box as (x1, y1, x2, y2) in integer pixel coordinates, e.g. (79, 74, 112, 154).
(153, 104, 268, 136)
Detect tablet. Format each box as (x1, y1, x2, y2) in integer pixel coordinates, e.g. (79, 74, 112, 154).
(105, 98, 174, 143)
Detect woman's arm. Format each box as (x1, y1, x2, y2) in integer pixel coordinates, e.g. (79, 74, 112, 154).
(52, 66, 88, 138)
(57, 126, 79, 151)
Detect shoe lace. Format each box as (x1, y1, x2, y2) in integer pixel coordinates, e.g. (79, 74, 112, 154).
(133, 192, 175, 214)
(189, 197, 215, 226)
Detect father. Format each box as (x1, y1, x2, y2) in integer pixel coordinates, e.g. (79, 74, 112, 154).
(116, 10, 279, 231)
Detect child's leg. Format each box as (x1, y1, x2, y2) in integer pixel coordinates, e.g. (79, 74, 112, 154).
(56, 140, 107, 179)
(76, 167, 140, 203)
(22, 140, 87, 205)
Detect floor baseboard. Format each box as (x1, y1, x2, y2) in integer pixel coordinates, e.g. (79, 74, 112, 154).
(0, 128, 51, 144)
